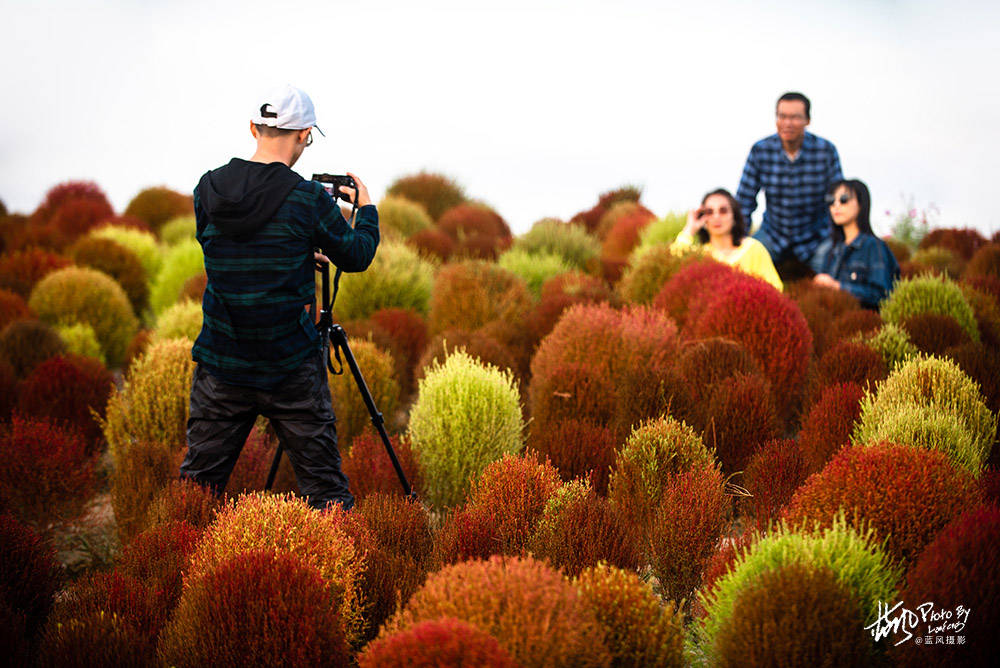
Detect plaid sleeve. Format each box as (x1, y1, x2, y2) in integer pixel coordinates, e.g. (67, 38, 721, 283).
(736, 146, 761, 222)
(828, 143, 844, 186)
(313, 189, 379, 273)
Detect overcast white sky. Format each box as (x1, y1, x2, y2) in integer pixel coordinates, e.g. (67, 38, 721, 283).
(2, 0, 998, 236)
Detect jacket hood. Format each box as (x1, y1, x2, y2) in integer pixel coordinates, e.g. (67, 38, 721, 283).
(196, 158, 303, 238)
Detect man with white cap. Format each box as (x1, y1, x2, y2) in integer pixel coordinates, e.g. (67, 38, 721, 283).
(179, 84, 379, 511)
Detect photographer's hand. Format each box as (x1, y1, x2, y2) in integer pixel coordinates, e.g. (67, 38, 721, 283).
(339, 172, 372, 207)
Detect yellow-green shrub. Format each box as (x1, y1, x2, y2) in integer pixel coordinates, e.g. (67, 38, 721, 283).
(149, 239, 203, 317)
(101, 338, 195, 540)
(376, 196, 433, 240)
(880, 274, 979, 342)
(153, 299, 202, 342)
(512, 218, 601, 273)
(55, 323, 105, 365)
(159, 215, 196, 246)
(852, 355, 996, 474)
(630, 211, 686, 259)
(29, 266, 138, 366)
(335, 242, 435, 320)
(497, 248, 573, 297)
(408, 350, 524, 508)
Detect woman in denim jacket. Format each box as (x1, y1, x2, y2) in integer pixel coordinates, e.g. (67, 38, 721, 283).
(809, 179, 899, 309)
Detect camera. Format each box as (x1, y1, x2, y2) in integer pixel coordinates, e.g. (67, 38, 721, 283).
(312, 173, 357, 203)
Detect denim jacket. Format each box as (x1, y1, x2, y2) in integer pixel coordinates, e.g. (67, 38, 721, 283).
(809, 232, 900, 309)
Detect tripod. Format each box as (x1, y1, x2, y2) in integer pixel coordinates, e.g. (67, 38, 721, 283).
(265, 182, 415, 499)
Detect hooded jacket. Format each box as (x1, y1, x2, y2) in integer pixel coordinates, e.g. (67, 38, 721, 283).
(191, 158, 379, 389)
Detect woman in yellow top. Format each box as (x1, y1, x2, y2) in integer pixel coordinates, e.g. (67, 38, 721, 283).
(672, 188, 783, 291)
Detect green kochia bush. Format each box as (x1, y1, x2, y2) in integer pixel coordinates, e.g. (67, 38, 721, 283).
(29, 266, 139, 366)
(858, 322, 918, 371)
(852, 355, 996, 474)
(376, 196, 433, 240)
(408, 350, 524, 508)
(335, 242, 435, 320)
(880, 274, 979, 342)
(511, 218, 601, 273)
(153, 299, 202, 342)
(159, 215, 196, 246)
(149, 239, 203, 317)
(497, 248, 574, 296)
(630, 211, 686, 259)
(89, 225, 162, 281)
(696, 519, 901, 662)
(55, 323, 105, 364)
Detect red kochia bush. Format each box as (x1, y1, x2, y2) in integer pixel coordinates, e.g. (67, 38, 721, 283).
(703, 373, 779, 475)
(528, 361, 617, 427)
(38, 571, 161, 668)
(158, 550, 350, 668)
(437, 203, 513, 260)
(901, 312, 973, 356)
(0, 512, 61, 640)
(791, 283, 859, 355)
(224, 426, 298, 496)
(17, 354, 114, 448)
(895, 505, 1000, 668)
(0, 361, 16, 420)
(0, 416, 95, 527)
(784, 443, 983, 565)
(31, 181, 112, 225)
(965, 242, 1000, 281)
(0, 247, 71, 297)
(341, 430, 421, 501)
(0, 288, 32, 330)
(798, 382, 865, 473)
(816, 340, 888, 390)
(653, 258, 742, 329)
(920, 227, 987, 260)
(570, 185, 643, 235)
(528, 418, 619, 494)
(360, 618, 518, 668)
(648, 465, 729, 604)
(370, 307, 429, 392)
(406, 226, 455, 262)
(357, 493, 434, 567)
(465, 452, 563, 555)
(601, 206, 655, 265)
(741, 439, 808, 530)
(117, 520, 202, 612)
(47, 198, 115, 246)
(0, 319, 66, 378)
(433, 505, 501, 565)
(529, 484, 643, 577)
(828, 308, 883, 347)
(527, 271, 616, 342)
(677, 337, 761, 431)
(689, 277, 813, 416)
(385, 555, 611, 668)
(145, 478, 222, 531)
(947, 342, 1000, 415)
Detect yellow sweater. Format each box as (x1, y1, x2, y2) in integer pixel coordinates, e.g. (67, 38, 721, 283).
(672, 230, 784, 291)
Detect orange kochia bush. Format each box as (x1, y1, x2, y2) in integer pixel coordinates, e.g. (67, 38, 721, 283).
(784, 442, 983, 564)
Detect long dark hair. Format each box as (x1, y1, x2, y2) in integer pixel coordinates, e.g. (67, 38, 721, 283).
(827, 179, 872, 243)
(697, 188, 747, 246)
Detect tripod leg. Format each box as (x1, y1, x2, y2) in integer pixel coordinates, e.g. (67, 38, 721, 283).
(330, 325, 416, 499)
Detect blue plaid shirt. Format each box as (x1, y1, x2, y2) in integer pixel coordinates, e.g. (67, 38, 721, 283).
(736, 132, 843, 261)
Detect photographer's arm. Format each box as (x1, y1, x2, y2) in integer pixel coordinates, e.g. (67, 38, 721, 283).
(313, 174, 379, 272)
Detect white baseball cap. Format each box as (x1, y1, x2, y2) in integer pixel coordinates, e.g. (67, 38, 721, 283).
(251, 84, 325, 136)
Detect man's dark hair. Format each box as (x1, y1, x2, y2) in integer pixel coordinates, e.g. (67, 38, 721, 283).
(827, 179, 872, 243)
(253, 123, 299, 138)
(776, 92, 811, 120)
(696, 188, 747, 246)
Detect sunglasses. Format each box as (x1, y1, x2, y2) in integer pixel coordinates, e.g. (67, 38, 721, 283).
(697, 206, 730, 219)
(825, 193, 853, 205)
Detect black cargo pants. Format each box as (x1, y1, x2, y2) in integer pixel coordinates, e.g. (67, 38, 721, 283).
(179, 350, 354, 510)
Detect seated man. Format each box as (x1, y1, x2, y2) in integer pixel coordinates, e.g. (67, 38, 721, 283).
(736, 92, 843, 272)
